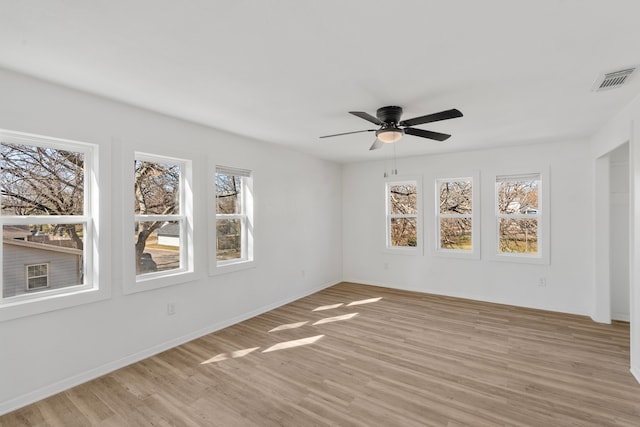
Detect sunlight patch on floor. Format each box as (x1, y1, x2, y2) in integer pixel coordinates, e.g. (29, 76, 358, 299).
(269, 321, 308, 332)
(262, 335, 324, 353)
(231, 347, 260, 358)
(201, 296, 378, 364)
(201, 347, 260, 364)
(312, 312, 358, 325)
(313, 303, 343, 312)
(347, 297, 382, 306)
(201, 353, 229, 364)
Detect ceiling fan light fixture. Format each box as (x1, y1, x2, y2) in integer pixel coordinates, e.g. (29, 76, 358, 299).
(376, 128, 404, 143)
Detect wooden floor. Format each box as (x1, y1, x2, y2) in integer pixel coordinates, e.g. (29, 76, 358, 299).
(2, 282, 640, 426)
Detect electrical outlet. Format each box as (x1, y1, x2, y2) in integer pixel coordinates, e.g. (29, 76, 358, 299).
(167, 303, 176, 315)
(384, 262, 389, 270)
(301, 270, 306, 277)
(538, 277, 547, 287)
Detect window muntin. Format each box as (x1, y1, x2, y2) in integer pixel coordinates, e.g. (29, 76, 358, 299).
(386, 181, 419, 249)
(1, 137, 94, 303)
(496, 173, 541, 255)
(215, 166, 252, 266)
(437, 178, 473, 251)
(134, 155, 187, 278)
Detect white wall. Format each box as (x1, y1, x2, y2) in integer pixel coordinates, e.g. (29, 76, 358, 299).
(591, 91, 640, 383)
(0, 68, 343, 413)
(343, 140, 593, 316)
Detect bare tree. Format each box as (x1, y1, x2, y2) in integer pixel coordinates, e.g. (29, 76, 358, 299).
(134, 160, 179, 271)
(1, 144, 180, 270)
(497, 180, 538, 214)
(497, 180, 539, 253)
(1, 143, 85, 248)
(215, 173, 242, 259)
(439, 181, 472, 249)
(216, 173, 240, 214)
(389, 184, 417, 246)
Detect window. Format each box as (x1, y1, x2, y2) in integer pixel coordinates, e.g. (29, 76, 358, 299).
(496, 173, 541, 256)
(134, 154, 190, 281)
(1, 132, 98, 313)
(26, 263, 49, 290)
(436, 177, 477, 256)
(214, 166, 253, 269)
(385, 179, 421, 251)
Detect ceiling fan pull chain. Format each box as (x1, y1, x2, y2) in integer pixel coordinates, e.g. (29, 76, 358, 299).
(393, 142, 398, 175)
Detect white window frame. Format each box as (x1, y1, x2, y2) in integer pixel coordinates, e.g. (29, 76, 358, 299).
(492, 170, 549, 264)
(210, 165, 254, 275)
(0, 129, 108, 322)
(435, 174, 480, 259)
(26, 263, 50, 290)
(124, 151, 195, 294)
(384, 177, 423, 255)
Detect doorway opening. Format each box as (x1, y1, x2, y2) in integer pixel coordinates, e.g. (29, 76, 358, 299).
(609, 142, 630, 321)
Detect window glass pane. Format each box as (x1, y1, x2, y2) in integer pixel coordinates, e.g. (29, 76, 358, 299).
(27, 264, 48, 278)
(439, 180, 472, 214)
(497, 178, 539, 214)
(216, 173, 242, 214)
(217, 218, 242, 261)
(499, 218, 538, 253)
(28, 276, 48, 289)
(135, 221, 181, 274)
(389, 184, 417, 215)
(1, 143, 84, 216)
(390, 218, 417, 247)
(3, 224, 84, 298)
(134, 160, 180, 215)
(440, 218, 472, 250)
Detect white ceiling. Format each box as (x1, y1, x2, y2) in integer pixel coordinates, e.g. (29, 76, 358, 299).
(1, 0, 640, 163)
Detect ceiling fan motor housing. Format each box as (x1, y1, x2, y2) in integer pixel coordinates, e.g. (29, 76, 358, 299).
(376, 106, 403, 124)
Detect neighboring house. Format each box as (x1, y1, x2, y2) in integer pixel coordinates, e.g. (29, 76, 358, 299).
(506, 200, 521, 213)
(2, 238, 83, 298)
(156, 223, 179, 247)
(505, 200, 538, 215)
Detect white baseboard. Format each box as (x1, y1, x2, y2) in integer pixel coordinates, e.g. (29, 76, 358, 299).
(631, 366, 640, 385)
(342, 277, 589, 317)
(0, 279, 339, 416)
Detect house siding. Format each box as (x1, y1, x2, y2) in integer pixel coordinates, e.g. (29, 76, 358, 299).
(157, 235, 179, 247)
(2, 243, 81, 298)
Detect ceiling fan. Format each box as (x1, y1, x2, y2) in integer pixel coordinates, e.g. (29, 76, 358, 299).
(320, 106, 463, 150)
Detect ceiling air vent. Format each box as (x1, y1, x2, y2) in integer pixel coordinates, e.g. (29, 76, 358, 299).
(592, 67, 637, 91)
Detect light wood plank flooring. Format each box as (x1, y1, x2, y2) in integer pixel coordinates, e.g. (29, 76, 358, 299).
(2, 282, 640, 426)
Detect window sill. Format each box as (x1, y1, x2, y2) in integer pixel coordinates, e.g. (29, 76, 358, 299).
(489, 253, 549, 265)
(434, 248, 480, 260)
(383, 247, 423, 256)
(125, 270, 199, 294)
(0, 286, 110, 322)
(209, 259, 255, 276)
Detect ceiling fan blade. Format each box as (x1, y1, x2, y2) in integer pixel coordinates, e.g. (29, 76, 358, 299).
(404, 127, 451, 142)
(399, 108, 463, 127)
(369, 139, 384, 150)
(320, 129, 376, 138)
(349, 111, 383, 126)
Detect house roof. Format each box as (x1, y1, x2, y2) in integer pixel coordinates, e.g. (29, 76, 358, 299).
(1, 1, 640, 162)
(3, 238, 83, 256)
(157, 223, 180, 237)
